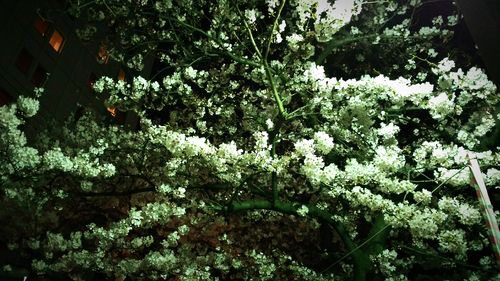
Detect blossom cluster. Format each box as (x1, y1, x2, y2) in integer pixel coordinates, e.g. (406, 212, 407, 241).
(1, 0, 499, 280)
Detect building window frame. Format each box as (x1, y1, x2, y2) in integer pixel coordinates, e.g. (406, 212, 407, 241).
(48, 29, 65, 53)
(118, 69, 126, 81)
(34, 16, 50, 36)
(15, 48, 34, 76)
(96, 41, 110, 64)
(31, 64, 48, 87)
(87, 73, 97, 92)
(33, 15, 66, 54)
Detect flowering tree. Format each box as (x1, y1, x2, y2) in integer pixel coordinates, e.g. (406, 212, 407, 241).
(1, 0, 499, 280)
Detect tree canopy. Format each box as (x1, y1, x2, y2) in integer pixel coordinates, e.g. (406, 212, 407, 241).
(1, 0, 499, 280)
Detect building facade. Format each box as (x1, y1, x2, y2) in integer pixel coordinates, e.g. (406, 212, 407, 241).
(0, 0, 141, 135)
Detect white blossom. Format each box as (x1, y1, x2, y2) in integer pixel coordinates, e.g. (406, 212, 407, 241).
(17, 96, 39, 117)
(294, 139, 315, 156)
(378, 123, 399, 139)
(313, 131, 334, 155)
(297, 205, 309, 216)
(427, 92, 455, 120)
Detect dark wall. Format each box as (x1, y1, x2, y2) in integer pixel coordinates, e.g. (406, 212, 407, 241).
(455, 0, 500, 86)
(0, 0, 140, 134)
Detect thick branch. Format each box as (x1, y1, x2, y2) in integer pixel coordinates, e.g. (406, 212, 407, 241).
(226, 199, 369, 280)
(316, 34, 377, 65)
(75, 187, 154, 197)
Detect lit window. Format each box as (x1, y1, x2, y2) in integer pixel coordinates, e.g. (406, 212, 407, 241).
(31, 65, 48, 87)
(106, 106, 126, 124)
(15, 48, 34, 75)
(96, 42, 109, 64)
(34, 16, 49, 36)
(107, 107, 117, 117)
(118, 69, 126, 81)
(49, 30, 64, 53)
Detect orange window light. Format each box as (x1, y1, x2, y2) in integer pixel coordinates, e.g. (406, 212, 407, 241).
(118, 69, 126, 81)
(107, 107, 117, 117)
(97, 43, 109, 64)
(49, 30, 64, 53)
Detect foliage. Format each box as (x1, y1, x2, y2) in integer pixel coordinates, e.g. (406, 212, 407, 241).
(1, 0, 499, 280)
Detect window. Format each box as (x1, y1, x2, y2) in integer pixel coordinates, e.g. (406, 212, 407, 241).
(15, 49, 49, 85)
(87, 73, 97, 91)
(106, 106, 126, 124)
(118, 69, 126, 81)
(96, 42, 109, 64)
(115, 110, 126, 125)
(31, 65, 48, 87)
(107, 107, 117, 117)
(34, 16, 49, 36)
(49, 30, 64, 53)
(15, 48, 34, 75)
(34, 16, 66, 54)
(0, 87, 13, 106)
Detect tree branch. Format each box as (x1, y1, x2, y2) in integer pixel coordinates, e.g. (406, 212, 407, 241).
(225, 199, 370, 280)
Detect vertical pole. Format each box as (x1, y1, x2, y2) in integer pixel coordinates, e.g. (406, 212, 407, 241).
(468, 153, 500, 267)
